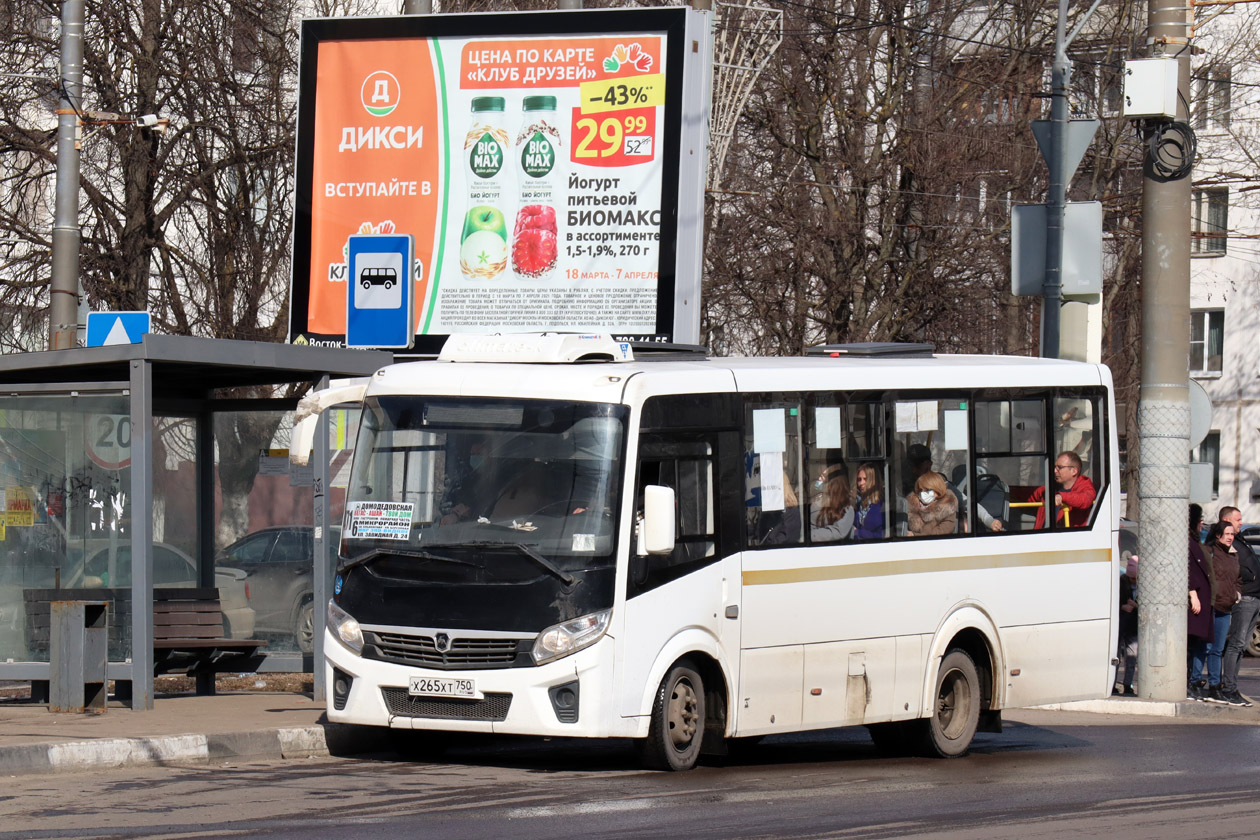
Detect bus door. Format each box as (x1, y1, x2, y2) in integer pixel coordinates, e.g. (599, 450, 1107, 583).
(618, 424, 743, 720)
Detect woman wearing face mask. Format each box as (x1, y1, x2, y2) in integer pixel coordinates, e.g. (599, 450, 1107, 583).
(810, 464, 855, 542)
(906, 471, 958, 537)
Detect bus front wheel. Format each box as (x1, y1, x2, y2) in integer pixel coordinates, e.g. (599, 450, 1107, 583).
(919, 649, 980, 758)
(641, 661, 705, 771)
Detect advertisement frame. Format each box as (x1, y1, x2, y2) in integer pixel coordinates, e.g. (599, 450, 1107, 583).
(291, 7, 708, 354)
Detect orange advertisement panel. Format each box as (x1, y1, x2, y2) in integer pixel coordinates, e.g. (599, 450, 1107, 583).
(307, 40, 441, 335)
(293, 9, 704, 351)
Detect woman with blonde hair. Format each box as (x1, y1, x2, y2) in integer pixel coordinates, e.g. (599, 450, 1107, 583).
(853, 463, 884, 540)
(907, 471, 958, 537)
(811, 463, 854, 542)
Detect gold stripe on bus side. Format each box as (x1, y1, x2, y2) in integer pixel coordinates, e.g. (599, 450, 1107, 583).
(742, 548, 1112, 586)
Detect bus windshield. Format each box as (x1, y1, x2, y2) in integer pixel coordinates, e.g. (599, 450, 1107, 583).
(342, 396, 627, 577)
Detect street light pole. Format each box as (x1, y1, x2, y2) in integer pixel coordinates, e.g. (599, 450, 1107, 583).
(49, 0, 84, 351)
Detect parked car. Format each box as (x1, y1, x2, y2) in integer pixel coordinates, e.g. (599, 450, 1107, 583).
(70, 541, 254, 639)
(215, 526, 339, 654)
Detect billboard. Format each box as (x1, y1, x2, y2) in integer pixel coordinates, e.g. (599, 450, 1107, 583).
(291, 8, 711, 353)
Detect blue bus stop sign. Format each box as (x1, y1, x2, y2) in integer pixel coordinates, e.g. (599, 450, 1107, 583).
(85, 311, 151, 347)
(346, 234, 415, 349)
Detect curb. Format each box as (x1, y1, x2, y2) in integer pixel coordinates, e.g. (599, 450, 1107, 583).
(0, 725, 335, 777)
(1034, 696, 1260, 718)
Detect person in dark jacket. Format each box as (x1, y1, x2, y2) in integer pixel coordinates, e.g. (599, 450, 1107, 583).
(1188, 504, 1214, 701)
(1219, 506, 1258, 706)
(1115, 555, 1138, 696)
(1205, 518, 1241, 704)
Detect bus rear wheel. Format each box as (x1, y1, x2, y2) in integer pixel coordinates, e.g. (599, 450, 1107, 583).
(919, 649, 980, 758)
(641, 662, 705, 771)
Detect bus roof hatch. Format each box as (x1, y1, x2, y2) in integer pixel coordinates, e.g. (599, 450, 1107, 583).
(806, 342, 936, 358)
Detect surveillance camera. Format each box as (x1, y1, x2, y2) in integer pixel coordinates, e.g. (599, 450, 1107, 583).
(137, 114, 159, 127)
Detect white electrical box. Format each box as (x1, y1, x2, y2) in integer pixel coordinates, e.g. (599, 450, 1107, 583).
(1123, 58, 1179, 119)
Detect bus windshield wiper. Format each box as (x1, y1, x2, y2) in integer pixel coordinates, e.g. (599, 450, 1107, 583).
(338, 547, 479, 574)
(427, 541, 576, 586)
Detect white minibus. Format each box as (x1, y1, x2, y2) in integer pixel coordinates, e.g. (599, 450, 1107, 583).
(294, 334, 1118, 770)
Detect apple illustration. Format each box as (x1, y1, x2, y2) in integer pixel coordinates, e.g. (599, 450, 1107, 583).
(460, 230, 509, 278)
(462, 205, 507, 243)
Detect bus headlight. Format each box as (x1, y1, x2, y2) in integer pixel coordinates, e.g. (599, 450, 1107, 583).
(327, 599, 363, 654)
(531, 609, 611, 664)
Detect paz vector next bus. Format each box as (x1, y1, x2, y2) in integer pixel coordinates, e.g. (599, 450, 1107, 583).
(292, 334, 1119, 771)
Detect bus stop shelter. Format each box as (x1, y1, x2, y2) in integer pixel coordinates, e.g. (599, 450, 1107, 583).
(0, 336, 390, 710)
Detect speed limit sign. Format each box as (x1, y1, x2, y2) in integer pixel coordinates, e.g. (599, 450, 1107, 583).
(86, 413, 132, 470)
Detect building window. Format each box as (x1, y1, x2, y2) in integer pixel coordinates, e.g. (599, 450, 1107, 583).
(1190, 309, 1224, 375)
(1198, 431, 1220, 496)
(1194, 71, 1231, 130)
(1192, 188, 1228, 255)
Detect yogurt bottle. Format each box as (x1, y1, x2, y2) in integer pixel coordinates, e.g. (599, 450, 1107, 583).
(460, 96, 509, 280)
(512, 96, 562, 281)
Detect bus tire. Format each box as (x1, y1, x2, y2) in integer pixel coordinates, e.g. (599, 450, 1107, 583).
(919, 649, 980, 758)
(641, 661, 705, 771)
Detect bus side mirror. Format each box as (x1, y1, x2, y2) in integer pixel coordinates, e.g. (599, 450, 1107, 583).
(637, 485, 676, 556)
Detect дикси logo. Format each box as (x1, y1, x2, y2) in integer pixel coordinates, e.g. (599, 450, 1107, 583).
(361, 70, 401, 117)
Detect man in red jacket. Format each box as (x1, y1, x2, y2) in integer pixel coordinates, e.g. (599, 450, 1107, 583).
(1030, 451, 1097, 528)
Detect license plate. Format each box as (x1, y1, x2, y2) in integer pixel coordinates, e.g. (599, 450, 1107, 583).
(408, 676, 477, 699)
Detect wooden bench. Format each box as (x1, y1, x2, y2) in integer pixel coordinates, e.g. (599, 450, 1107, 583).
(26, 588, 266, 699)
(150, 588, 267, 695)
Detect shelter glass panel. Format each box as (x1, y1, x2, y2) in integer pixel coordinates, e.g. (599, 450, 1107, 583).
(0, 393, 132, 663)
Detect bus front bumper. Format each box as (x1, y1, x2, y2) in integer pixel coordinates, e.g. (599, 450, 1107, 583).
(323, 630, 629, 738)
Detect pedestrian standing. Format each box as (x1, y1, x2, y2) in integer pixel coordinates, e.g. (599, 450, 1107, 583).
(1187, 504, 1214, 701)
(1115, 555, 1138, 696)
(1205, 519, 1242, 704)
(1218, 506, 1258, 707)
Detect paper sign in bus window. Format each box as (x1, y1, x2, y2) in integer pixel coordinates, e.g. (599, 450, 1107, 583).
(944, 409, 968, 451)
(760, 451, 785, 511)
(815, 406, 843, 450)
(752, 408, 786, 453)
(347, 501, 414, 540)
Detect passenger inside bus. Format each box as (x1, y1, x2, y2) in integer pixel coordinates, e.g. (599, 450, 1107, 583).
(906, 471, 958, 537)
(809, 462, 853, 542)
(852, 463, 885, 540)
(1028, 450, 1096, 528)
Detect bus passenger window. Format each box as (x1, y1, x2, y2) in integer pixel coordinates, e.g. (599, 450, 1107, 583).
(1052, 395, 1103, 529)
(807, 400, 885, 542)
(892, 399, 970, 537)
(975, 399, 1048, 533)
(744, 399, 803, 548)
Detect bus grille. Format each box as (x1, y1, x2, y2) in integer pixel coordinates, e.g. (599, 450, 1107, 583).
(368, 631, 527, 669)
(381, 688, 512, 721)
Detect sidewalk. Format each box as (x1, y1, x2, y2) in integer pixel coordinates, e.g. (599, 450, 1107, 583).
(1, 673, 1258, 777)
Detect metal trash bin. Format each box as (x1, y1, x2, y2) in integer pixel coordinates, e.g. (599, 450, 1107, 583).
(49, 600, 109, 714)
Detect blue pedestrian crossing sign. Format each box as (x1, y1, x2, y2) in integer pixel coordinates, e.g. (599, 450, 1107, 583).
(85, 311, 151, 347)
(346, 234, 415, 349)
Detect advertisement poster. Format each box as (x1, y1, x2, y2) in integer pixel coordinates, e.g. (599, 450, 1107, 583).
(293, 9, 706, 352)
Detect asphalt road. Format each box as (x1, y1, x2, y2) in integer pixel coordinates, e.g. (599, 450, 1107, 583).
(8, 708, 1260, 840)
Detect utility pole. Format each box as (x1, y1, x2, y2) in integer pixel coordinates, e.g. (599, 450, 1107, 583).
(401, 0, 431, 15)
(1041, 0, 1072, 359)
(49, 0, 84, 351)
(1135, 0, 1192, 701)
